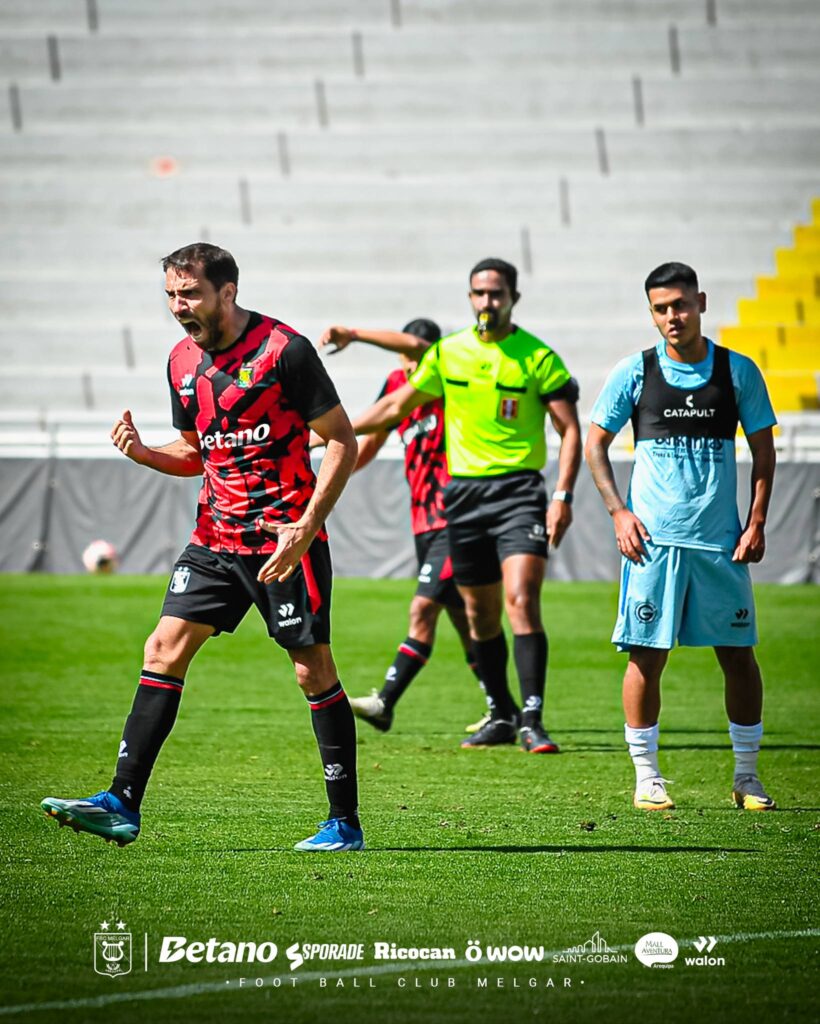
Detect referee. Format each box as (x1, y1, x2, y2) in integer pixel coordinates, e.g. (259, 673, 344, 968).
(354, 258, 581, 753)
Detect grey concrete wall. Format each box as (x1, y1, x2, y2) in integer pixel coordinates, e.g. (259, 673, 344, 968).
(1, 457, 817, 584)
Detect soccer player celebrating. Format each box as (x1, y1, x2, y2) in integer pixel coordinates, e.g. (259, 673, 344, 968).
(352, 259, 582, 754)
(585, 261, 777, 812)
(41, 243, 365, 851)
(316, 319, 494, 733)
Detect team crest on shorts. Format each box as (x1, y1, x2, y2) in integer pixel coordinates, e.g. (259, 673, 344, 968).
(237, 364, 254, 389)
(170, 566, 191, 594)
(499, 397, 519, 420)
(635, 601, 657, 623)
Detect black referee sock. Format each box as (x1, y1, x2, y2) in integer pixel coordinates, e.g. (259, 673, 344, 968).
(110, 669, 185, 812)
(514, 632, 548, 728)
(379, 638, 432, 710)
(305, 682, 360, 829)
(472, 633, 518, 721)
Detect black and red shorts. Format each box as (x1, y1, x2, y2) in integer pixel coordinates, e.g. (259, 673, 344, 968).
(413, 528, 463, 608)
(160, 539, 332, 648)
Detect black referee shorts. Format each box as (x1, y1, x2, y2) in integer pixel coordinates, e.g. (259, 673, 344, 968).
(160, 539, 332, 648)
(442, 471, 548, 587)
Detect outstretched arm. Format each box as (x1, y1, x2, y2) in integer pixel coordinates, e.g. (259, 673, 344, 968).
(318, 325, 431, 359)
(545, 398, 582, 548)
(585, 422, 650, 563)
(257, 403, 357, 583)
(353, 381, 433, 434)
(111, 410, 203, 476)
(733, 426, 775, 563)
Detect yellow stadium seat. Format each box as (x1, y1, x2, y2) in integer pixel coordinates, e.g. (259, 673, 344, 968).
(795, 225, 820, 251)
(719, 326, 778, 361)
(738, 297, 803, 326)
(785, 325, 820, 347)
(762, 344, 820, 373)
(813, 198, 820, 225)
(756, 275, 819, 300)
(802, 299, 820, 325)
(763, 371, 819, 412)
(776, 249, 820, 277)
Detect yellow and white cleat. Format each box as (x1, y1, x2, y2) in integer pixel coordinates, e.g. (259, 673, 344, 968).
(634, 778, 675, 811)
(732, 775, 777, 811)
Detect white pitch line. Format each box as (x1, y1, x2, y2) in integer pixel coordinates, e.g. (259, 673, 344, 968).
(0, 928, 817, 1017)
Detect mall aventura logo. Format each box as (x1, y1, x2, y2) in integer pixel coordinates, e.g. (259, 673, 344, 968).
(94, 921, 132, 978)
(553, 931, 628, 965)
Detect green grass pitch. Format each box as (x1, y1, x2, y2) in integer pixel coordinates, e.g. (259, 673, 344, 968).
(0, 575, 817, 1024)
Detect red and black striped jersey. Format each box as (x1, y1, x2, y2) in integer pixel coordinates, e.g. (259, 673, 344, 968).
(381, 368, 449, 536)
(167, 312, 339, 554)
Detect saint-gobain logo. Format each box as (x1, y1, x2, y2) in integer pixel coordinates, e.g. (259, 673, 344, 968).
(635, 601, 657, 623)
(94, 922, 132, 978)
(634, 932, 678, 968)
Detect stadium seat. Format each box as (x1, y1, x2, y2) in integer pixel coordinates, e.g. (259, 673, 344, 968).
(763, 371, 820, 411)
(756, 275, 819, 300)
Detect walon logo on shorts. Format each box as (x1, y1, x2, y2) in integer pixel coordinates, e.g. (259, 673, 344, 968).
(277, 603, 303, 628)
(731, 608, 751, 628)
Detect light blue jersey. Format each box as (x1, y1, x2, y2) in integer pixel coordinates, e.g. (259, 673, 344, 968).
(590, 338, 776, 551)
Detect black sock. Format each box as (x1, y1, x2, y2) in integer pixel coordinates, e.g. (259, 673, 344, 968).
(110, 669, 185, 812)
(467, 647, 492, 710)
(379, 638, 432, 710)
(514, 632, 548, 727)
(306, 682, 359, 829)
(472, 633, 517, 720)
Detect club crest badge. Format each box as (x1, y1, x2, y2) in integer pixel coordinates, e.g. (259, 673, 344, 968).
(237, 364, 254, 389)
(94, 922, 132, 978)
(170, 566, 191, 594)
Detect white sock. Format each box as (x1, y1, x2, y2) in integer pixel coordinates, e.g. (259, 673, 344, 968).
(625, 723, 660, 786)
(729, 721, 763, 780)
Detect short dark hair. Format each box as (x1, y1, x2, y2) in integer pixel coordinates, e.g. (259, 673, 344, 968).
(161, 243, 239, 293)
(469, 257, 518, 294)
(644, 262, 699, 295)
(401, 318, 441, 345)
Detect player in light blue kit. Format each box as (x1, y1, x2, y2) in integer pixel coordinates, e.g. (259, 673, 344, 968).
(585, 262, 777, 813)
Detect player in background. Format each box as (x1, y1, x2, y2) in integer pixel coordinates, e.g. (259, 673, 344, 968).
(41, 243, 365, 852)
(585, 261, 777, 812)
(350, 259, 582, 755)
(316, 319, 500, 734)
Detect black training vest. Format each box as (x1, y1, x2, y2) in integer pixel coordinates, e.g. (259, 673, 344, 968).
(631, 343, 739, 441)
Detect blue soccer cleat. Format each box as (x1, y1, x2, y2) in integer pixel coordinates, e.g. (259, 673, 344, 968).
(41, 791, 141, 847)
(294, 818, 365, 852)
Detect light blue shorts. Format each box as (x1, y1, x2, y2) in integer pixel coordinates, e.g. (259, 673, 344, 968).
(612, 542, 757, 650)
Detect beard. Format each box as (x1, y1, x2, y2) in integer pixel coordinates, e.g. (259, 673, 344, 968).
(186, 309, 224, 351)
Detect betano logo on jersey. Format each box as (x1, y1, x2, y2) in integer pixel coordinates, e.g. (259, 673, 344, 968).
(663, 393, 716, 419)
(198, 423, 271, 451)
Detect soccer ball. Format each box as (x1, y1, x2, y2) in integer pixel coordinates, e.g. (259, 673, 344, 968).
(82, 539, 119, 574)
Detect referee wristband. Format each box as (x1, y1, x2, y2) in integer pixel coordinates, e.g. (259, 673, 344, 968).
(551, 490, 573, 505)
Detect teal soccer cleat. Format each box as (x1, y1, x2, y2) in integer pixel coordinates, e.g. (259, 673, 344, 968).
(41, 791, 140, 847)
